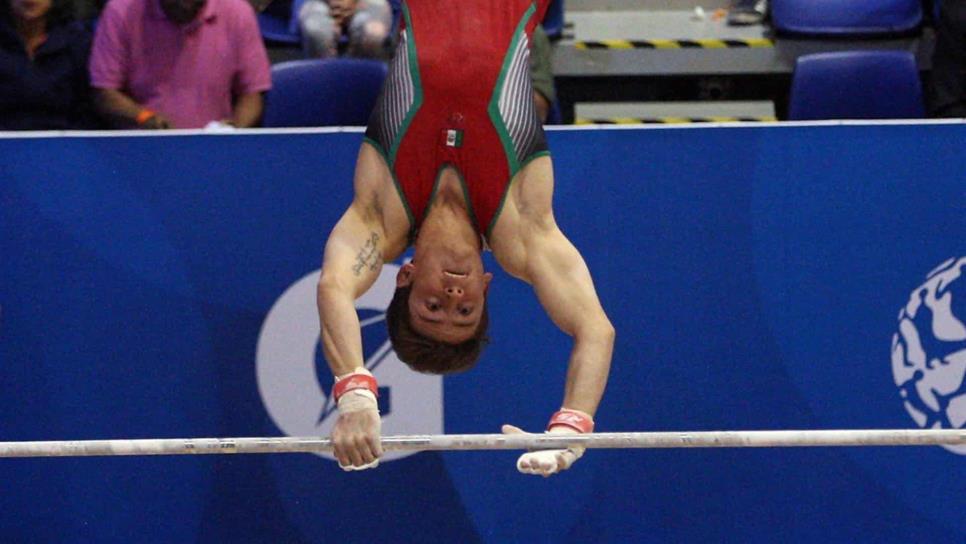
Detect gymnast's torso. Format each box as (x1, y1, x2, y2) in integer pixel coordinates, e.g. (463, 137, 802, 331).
(364, 0, 551, 242)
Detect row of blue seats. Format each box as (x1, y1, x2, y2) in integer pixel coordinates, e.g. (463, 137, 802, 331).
(772, 0, 935, 36)
(261, 50, 925, 127)
(766, 1, 931, 119)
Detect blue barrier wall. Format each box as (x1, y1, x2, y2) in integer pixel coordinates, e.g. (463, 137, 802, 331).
(1, 124, 964, 543)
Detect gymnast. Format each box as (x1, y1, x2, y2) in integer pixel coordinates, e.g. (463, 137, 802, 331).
(315, 0, 614, 476)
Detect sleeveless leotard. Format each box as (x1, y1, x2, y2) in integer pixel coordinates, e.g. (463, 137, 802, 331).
(364, 0, 551, 241)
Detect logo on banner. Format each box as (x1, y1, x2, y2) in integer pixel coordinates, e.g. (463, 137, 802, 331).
(255, 264, 444, 463)
(891, 257, 966, 454)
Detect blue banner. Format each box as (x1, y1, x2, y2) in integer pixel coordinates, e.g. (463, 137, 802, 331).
(1, 124, 964, 543)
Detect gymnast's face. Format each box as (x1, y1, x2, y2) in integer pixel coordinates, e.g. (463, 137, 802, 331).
(396, 258, 492, 344)
(160, 0, 206, 24)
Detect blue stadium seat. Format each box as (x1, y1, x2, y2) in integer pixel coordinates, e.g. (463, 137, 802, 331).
(263, 59, 388, 127)
(546, 100, 563, 125)
(788, 51, 925, 120)
(385, 0, 403, 42)
(286, 0, 306, 37)
(258, 12, 300, 44)
(771, 0, 922, 36)
(388, 0, 402, 24)
(543, 0, 564, 40)
(258, 0, 300, 44)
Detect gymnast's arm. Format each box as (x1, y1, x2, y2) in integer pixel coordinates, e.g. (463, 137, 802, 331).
(497, 216, 613, 475)
(317, 143, 407, 377)
(316, 193, 387, 469)
(317, 198, 385, 377)
(521, 218, 614, 416)
(492, 161, 614, 417)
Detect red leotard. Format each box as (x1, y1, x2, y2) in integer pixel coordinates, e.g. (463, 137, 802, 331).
(364, 0, 551, 242)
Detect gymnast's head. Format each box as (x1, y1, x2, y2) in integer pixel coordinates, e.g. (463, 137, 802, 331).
(386, 254, 493, 374)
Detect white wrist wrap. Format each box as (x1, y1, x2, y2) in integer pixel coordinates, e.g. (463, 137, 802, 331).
(337, 389, 378, 414)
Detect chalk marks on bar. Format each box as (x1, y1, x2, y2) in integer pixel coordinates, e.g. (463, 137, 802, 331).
(0, 430, 964, 458)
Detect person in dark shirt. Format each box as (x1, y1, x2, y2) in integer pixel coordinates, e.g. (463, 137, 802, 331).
(529, 25, 555, 123)
(0, 0, 96, 129)
(929, 0, 966, 117)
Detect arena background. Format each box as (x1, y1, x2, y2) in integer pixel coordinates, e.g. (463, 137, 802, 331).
(1, 123, 964, 542)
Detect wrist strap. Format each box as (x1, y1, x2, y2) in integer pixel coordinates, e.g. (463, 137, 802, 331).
(135, 109, 156, 125)
(547, 408, 594, 434)
(333, 372, 378, 402)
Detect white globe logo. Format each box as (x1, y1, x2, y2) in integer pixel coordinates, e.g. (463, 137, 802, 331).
(891, 257, 966, 454)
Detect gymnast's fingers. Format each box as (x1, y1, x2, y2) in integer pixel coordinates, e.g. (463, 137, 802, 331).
(502, 424, 526, 435)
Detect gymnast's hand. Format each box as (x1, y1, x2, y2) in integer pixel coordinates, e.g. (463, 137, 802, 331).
(502, 409, 594, 476)
(501, 425, 585, 477)
(332, 388, 382, 471)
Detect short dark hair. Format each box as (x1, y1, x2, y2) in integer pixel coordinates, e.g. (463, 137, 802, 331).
(385, 284, 489, 374)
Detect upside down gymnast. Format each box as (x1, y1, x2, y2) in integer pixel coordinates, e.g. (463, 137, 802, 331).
(314, 0, 614, 476)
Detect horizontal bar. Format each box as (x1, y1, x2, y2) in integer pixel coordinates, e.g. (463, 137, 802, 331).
(0, 430, 963, 458)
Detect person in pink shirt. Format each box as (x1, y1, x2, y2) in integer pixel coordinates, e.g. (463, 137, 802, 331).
(89, 0, 272, 129)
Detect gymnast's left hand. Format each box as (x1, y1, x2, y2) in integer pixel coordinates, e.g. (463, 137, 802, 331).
(501, 424, 584, 477)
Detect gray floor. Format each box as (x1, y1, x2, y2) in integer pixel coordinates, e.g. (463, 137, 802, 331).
(566, 9, 767, 41)
(575, 101, 776, 122)
(557, 5, 775, 122)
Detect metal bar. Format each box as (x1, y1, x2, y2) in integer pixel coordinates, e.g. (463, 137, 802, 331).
(0, 430, 963, 458)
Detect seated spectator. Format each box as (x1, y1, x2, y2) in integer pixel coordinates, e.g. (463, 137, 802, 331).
(0, 0, 97, 129)
(298, 0, 390, 59)
(929, 0, 965, 117)
(89, 0, 272, 129)
(530, 24, 555, 123)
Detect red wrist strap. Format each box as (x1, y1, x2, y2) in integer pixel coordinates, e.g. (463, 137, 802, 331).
(135, 109, 156, 125)
(547, 409, 595, 433)
(332, 373, 378, 402)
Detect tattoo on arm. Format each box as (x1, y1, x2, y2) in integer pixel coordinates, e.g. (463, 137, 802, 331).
(351, 232, 382, 276)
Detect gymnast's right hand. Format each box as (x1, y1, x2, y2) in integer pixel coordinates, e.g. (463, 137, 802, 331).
(331, 369, 382, 471)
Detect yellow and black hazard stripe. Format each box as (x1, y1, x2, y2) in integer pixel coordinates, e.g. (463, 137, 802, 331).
(575, 116, 777, 125)
(574, 38, 773, 50)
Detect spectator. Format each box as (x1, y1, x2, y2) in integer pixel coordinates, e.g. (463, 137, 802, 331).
(298, 0, 391, 59)
(0, 0, 97, 129)
(530, 24, 555, 123)
(89, 0, 272, 129)
(929, 0, 966, 117)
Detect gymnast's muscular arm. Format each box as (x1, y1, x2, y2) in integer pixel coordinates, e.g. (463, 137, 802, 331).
(491, 159, 614, 417)
(317, 146, 406, 377)
(316, 145, 407, 469)
(316, 195, 386, 469)
(316, 198, 386, 377)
